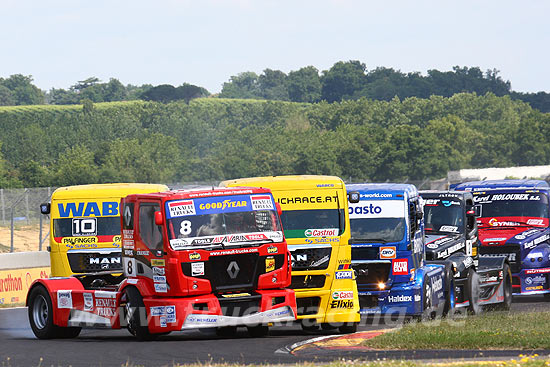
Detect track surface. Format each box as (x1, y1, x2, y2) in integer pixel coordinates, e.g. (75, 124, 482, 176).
(0, 296, 548, 367)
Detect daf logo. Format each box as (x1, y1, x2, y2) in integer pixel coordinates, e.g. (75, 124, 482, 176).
(227, 261, 240, 279)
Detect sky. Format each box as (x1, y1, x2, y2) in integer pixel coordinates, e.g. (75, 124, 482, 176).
(1, 0, 549, 94)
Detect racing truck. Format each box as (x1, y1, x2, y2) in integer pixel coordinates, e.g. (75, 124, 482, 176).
(452, 179, 550, 298)
(420, 190, 512, 312)
(222, 176, 360, 333)
(40, 183, 169, 277)
(27, 187, 297, 340)
(347, 183, 452, 318)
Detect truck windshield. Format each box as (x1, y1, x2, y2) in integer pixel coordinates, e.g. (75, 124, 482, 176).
(349, 218, 405, 243)
(423, 199, 464, 234)
(165, 194, 283, 250)
(279, 209, 342, 239)
(474, 192, 549, 220)
(53, 217, 120, 239)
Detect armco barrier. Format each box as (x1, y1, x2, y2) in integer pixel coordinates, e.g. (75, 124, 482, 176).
(0, 252, 50, 306)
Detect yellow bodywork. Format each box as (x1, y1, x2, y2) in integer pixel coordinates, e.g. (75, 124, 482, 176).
(48, 183, 169, 277)
(221, 175, 360, 324)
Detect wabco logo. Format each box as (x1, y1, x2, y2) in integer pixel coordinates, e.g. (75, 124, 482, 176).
(58, 202, 118, 218)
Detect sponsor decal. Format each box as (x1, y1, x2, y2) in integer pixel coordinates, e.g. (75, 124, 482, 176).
(387, 294, 412, 303)
(123, 240, 135, 249)
(427, 243, 439, 249)
(153, 267, 165, 275)
(221, 293, 251, 298)
(166, 305, 176, 323)
(524, 234, 550, 250)
(488, 218, 520, 227)
(151, 305, 176, 323)
(170, 238, 190, 250)
(153, 275, 166, 283)
(187, 314, 219, 324)
(199, 200, 247, 211)
(330, 299, 354, 308)
(414, 294, 421, 302)
(525, 275, 546, 285)
(210, 248, 259, 256)
(267, 246, 278, 254)
(525, 268, 550, 274)
(168, 200, 196, 217)
(431, 276, 443, 293)
(136, 250, 149, 256)
(189, 252, 201, 261)
(245, 233, 268, 241)
(57, 201, 119, 218)
(191, 262, 205, 276)
(527, 219, 545, 226)
(484, 253, 517, 262)
(123, 229, 134, 239)
(332, 291, 354, 300)
(483, 238, 507, 242)
(250, 195, 274, 210)
(151, 259, 165, 267)
(304, 228, 338, 237)
(265, 256, 276, 272)
(335, 270, 353, 279)
(490, 194, 539, 201)
(154, 283, 168, 293)
(278, 195, 338, 205)
(392, 259, 408, 275)
(305, 237, 339, 244)
(89, 257, 121, 266)
(62, 236, 97, 245)
(380, 246, 396, 259)
(124, 249, 134, 256)
(348, 200, 405, 219)
(338, 263, 351, 270)
(439, 225, 458, 232)
(317, 184, 334, 187)
(83, 293, 93, 311)
(57, 290, 73, 309)
(525, 285, 544, 291)
(437, 241, 465, 259)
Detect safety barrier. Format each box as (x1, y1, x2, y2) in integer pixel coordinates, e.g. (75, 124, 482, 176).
(0, 252, 50, 306)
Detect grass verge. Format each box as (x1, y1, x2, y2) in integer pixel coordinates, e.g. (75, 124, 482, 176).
(364, 311, 550, 350)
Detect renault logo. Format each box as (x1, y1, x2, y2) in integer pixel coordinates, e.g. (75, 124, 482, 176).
(227, 261, 240, 279)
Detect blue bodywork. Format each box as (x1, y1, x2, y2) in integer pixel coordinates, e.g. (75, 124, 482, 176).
(347, 183, 448, 316)
(453, 179, 550, 296)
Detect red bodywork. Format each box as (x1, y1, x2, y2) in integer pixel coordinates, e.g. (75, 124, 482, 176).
(28, 187, 296, 333)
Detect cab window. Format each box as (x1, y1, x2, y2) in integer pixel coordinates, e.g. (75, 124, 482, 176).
(139, 203, 163, 250)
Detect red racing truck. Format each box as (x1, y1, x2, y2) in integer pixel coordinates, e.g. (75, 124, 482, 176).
(27, 187, 296, 340)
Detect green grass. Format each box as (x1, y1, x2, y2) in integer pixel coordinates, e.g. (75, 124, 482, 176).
(364, 311, 550, 350)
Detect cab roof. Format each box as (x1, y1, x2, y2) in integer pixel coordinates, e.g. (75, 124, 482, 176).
(221, 175, 345, 190)
(52, 183, 169, 200)
(451, 179, 549, 191)
(347, 183, 419, 198)
(419, 190, 472, 200)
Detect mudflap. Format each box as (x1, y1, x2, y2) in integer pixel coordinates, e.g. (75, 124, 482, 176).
(477, 256, 507, 306)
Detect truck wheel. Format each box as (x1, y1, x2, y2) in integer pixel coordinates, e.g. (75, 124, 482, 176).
(300, 319, 320, 332)
(421, 274, 434, 321)
(442, 263, 456, 317)
(28, 286, 82, 339)
(494, 263, 512, 311)
(216, 326, 237, 337)
(466, 268, 482, 315)
(247, 325, 269, 337)
(338, 322, 358, 334)
(124, 287, 157, 341)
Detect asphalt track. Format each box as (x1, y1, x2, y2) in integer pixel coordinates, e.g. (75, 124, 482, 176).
(0, 296, 548, 367)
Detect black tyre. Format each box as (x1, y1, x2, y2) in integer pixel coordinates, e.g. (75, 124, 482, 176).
(421, 274, 433, 321)
(338, 322, 358, 334)
(247, 325, 269, 337)
(124, 287, 157, 341)
(466, 268, 482, 315)
(28, 286, 81, 339)
(216, 326, 237, 338)
(494, 263, 512, 311)
(300, 319, 320, 332)
(442, 262, 456, 317)
(320, 322, 338, 331)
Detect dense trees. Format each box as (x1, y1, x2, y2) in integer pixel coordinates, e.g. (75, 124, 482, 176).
(0, 94, 549, 188)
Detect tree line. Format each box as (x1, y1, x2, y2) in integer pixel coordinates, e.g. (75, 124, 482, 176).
(0, 93, 549, 189)
(1, 60, 550, 112)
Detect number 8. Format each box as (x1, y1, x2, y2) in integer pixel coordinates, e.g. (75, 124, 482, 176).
(180, 220, 192, 235)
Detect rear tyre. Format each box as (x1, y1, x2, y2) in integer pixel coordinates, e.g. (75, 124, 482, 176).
(494, 263, 512, 311)
(320, 323, 338, 331)
(28, 286, 81, 339)
(247, 325, 269, 337)
(442, 263, 456, 317)
(124, 287, 157, 341)
(338, 322, 358, 334)
(466, 268, 482, 315)
(300, 319, 320, 332)
(421, 274, 433, 321)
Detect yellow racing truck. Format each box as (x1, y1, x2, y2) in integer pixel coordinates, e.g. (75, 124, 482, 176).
(221, 175, 360, 333)
(40, 183, 168, 277)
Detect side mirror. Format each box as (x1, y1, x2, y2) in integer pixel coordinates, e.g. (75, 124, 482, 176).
(154, 211, 164, 226)
(40, 203, 50, 215)
(467, 205, 481, 217)
(348, 191, 360, 203)
(416, 210, 423, 220)
(275, 202, 283, 216)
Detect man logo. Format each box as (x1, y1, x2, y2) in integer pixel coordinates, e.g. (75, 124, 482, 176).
(227, 261, 240, 279)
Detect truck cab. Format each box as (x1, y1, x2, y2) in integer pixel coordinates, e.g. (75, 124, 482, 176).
(347, 183, 450, 318)
(420, 190, 512, 312)
(40, 183, 169, 277)
(28, 187, 296, 340)
(453, 179, 550, 297)
(221, 176, 360, 333)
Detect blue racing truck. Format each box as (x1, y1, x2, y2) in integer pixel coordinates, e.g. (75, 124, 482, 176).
(347, 184, 453, 318)
(452, 179, 550, 298)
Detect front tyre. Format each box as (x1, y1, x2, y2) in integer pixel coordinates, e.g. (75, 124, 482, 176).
(247, 325, 269, 337)
(338, 322, 358, 334)
(124, 287, 157, 341)
(466, 268, 482, 315)
(28, 285, 81, 339)
(494, 263, 512, 311)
